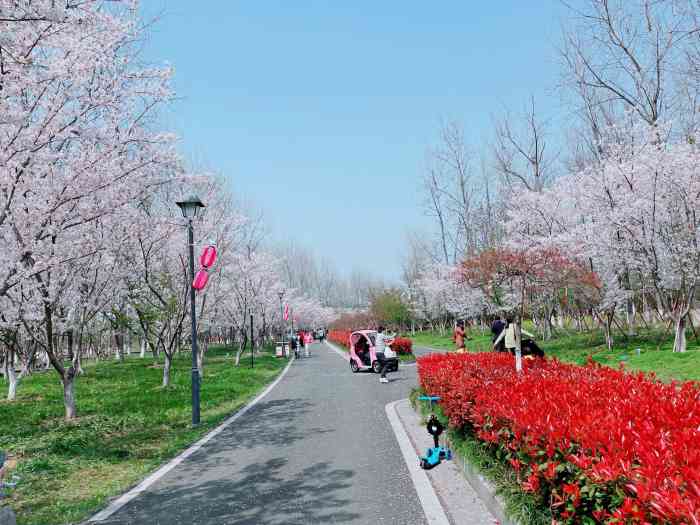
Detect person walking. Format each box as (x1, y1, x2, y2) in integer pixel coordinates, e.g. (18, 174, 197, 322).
(493, 316, 533, 355)
(375, 326, 395, 384)
(491, 316, 507, 352)
(453, 321, 466, 353)
(298, 331, 306, 358)
(290, 335, 299, 358)
(304, 332, 313, 357)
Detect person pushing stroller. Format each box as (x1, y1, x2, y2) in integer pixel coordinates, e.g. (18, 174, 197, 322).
(492, 317, 544, 358)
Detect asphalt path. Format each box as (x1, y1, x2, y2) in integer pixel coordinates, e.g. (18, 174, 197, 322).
(95, 343, 448, 525)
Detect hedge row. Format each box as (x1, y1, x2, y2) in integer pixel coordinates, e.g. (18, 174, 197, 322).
(417, 352, 700, 523)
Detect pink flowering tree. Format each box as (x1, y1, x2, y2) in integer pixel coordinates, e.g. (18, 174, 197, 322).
(0, 1, 178, 417)
(505, 118, 700, 352)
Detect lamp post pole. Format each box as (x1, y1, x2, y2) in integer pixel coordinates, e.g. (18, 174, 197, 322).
(176, 194, 205, 427)
(278, 290, 285, 357)
(250, 313, 254, 368)
(187, 218, 200, 426)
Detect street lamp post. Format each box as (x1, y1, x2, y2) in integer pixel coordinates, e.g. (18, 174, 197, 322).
(176, 194, 205, 426)
(278, 290, 285, 356)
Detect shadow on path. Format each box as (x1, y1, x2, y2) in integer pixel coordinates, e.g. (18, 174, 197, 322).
(104, 457, 359, 525)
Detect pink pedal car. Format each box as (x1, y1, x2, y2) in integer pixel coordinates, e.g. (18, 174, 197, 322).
(348, 330, 399, 374)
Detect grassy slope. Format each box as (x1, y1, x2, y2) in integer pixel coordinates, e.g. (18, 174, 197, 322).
(407, 326, 700, 382)
(0, 345, 287, 525)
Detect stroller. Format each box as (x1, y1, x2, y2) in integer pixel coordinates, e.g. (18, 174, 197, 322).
(520, 339, 544, 358)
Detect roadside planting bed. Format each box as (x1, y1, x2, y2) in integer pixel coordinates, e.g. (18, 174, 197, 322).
(418, 352, 700, 523)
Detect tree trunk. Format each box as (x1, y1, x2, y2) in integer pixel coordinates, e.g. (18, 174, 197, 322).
(543, 311, 553, 341)
(66, 329, 74, 361)
(197, 336, 206, 379)
(673, 312, 688, 353)
(642, 292, 652, 325)
(626, 300, 636, 336)
(73, 328, 84, 376)
(604, 313, 614, 351)
(6, 348, 18, 401)
(655, 291, 665, 320)
(162, 352, 172, 387)
(235, 338, 246, 366)
(115, 332, 124, 362)
(63, 370, 77, 420)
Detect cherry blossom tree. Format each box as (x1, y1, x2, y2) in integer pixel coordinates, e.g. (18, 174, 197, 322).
(0, 1, 178, 417)
(505, 117, 700, 352)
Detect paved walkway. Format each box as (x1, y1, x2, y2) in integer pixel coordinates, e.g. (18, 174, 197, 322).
(96, 344, 427, 525)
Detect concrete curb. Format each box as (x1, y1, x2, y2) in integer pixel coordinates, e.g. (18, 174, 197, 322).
(87, 355, 296, 523)
(411, 400, 518, 525)
(444, 436, 518, 525)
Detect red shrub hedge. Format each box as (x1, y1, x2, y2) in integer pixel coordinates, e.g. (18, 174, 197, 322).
(417, 353, 700, 523)
(327, 330, 413, 355)
(328, 330, 352, 348)
(390, 336, 413, 355)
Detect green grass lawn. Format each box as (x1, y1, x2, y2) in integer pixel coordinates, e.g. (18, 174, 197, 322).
(406, 326, 700, 382)
(0, 345, 287, 525)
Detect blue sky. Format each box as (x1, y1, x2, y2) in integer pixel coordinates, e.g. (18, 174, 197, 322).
(141, 1, 568, 281)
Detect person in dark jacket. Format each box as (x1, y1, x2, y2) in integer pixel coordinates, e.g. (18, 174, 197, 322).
(290, 335, 299, 358)
(491, 316, 506, 352)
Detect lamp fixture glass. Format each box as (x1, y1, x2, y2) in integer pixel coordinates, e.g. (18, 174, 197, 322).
(176, 194, 205, 219)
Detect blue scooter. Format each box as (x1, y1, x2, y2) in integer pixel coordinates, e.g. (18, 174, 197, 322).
(418, 395, 452, 470)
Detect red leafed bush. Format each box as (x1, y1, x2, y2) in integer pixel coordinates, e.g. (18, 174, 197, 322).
(328, 330, 352, 348)
(390, 337, 413, 355)
(417, 353, 700, 523)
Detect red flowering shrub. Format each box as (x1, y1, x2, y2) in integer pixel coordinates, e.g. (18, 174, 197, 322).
(328, 330, 352, 348)
(417, 353, 700, 523)
(390, 337, 413, 355)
